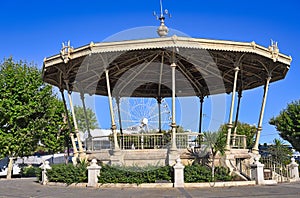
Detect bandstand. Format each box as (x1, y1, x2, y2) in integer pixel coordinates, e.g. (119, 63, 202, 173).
(42, 4, 292, 179)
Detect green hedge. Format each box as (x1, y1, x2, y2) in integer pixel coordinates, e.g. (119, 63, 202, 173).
(46, 162, 88, 185)
(184, 164, 232, 182)
(98, 165, 173, 184)
(20, 165, 41, 178)
(44, 162, 232, 185)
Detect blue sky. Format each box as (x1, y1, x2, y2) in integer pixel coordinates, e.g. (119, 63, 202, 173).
(1, 0, 299, 144)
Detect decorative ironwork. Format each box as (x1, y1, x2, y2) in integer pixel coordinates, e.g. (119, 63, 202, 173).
(269, 39, 279, 62)
(153, 0, 171, 37)
(60, 41, 73, 63)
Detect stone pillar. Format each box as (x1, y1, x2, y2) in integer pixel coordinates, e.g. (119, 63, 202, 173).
(87, 159, 101, 187)
(250, 157, 265, 185)
(40, 161, 51, 185)
(173, 158, 185, 188)
(288, 158, 299, 181)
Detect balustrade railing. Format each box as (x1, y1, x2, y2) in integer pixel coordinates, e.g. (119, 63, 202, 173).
(230, 134, 247, 149)
(260, 157, 289, 182)
(88, 132, 202, 151)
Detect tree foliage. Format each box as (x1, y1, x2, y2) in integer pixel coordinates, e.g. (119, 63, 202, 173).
(203, 131, 226, 179)
(266, 138, 292, 164)
(73, 105, 98, 133)
(269, 100, 300, 152)
(0, 58, 68, 158)
(219, 121, 256, 148)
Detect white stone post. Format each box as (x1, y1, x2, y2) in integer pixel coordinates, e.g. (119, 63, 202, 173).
(87, 159, 101, 187)
(173, 158, 185, 188)
(288, 158, 299, 181)
(40, 161, 51, 185)
(250, 157, 265, 185)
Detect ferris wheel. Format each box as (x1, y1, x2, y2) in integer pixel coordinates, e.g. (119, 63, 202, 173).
(113, 97, 171, 133)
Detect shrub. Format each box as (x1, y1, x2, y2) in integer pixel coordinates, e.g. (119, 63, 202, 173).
(98, 165, 173, 184)
(21, 165, 41, 177)
(184, 164, 232, 182)
(46, 162, 87, 185)
(214, 166, 232, 181)
(44, 162, 231, 185)
(184, 164, 212, 182)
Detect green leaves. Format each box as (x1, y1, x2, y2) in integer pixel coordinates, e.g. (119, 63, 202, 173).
(73, 105, 98, 133)
(266, 138, 292, 165)
(269, 100, 300, 152)
(45, 163, 232, 184)
(46, 162, 88, 185)
(184, 164, 232, 182)
(203, 131, 226, 157)
(98, 165, 173, 184)
(0, 58, 68, 158)
(219, 122, 256, 148)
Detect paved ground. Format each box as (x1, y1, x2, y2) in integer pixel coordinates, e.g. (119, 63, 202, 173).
(0, 178, 300, 198)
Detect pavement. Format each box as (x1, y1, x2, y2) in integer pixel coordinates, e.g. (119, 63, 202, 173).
(0, 178, 300, 198)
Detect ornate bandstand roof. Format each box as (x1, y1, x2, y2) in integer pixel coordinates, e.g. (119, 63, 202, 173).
(42, 35, 292, 98)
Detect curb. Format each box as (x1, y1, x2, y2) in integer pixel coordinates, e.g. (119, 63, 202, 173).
(47, 181, 257, 188)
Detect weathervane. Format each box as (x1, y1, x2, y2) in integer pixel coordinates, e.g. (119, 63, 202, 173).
(153, 0, 171, 37)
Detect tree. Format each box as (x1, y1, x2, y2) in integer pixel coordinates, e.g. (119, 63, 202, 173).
(0, 58, 68, 178)
(267, 138, 292, 165)
(269, 100, 300, 152)
(203, 130, 226, 180)
(73, 105, 98, 134)
(219, 121, 256, 148)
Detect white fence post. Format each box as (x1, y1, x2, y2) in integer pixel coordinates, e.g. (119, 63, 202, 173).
(39, 161, 51, 185)
(250, 157, 265, 185)
(288, 157, 299, 181)
(173, 158, 185, 188)
(87, 159, 101, 187)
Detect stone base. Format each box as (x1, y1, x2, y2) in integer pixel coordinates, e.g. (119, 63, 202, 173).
(167, 150, 179, 166)
(110, 149, 124, 166)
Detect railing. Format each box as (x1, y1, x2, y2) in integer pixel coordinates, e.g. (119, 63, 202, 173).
(88, 136, 113, 151)
(119, 133, 169, 150)
(176, 133, 202, 149)
(89, 132, 202, 151)
(230, 135, 247, 149)
(260, 157, 289, 182)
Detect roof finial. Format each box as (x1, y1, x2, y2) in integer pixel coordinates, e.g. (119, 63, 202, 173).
(269, 39, 279, 62)
(153, 0, 171, 37)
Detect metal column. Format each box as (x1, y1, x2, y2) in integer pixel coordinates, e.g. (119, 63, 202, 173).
(60, 89, 78, 158)
(252, 76, 272, 153)
(170, 63, 177, 150)
(105, 70, 120, 150)
(198, 95, 204, 134)
(225, 66, 239, 150)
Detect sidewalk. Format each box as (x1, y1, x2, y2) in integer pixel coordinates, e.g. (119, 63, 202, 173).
(0, 178, 300, 198)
